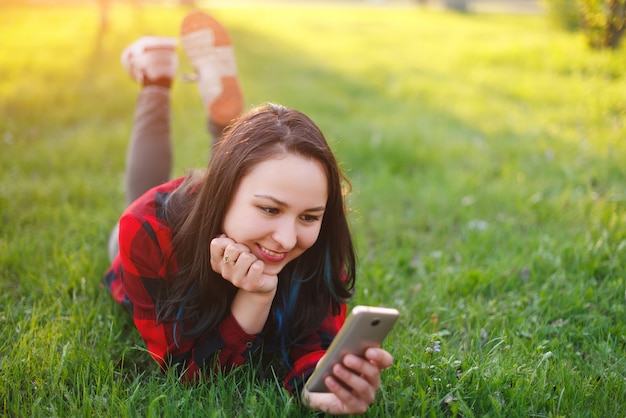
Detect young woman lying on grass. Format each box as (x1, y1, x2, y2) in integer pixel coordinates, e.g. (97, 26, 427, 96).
(103, 10, 393, 415)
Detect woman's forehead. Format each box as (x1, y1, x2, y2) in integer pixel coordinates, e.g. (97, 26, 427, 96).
(238, 155, 328, 204)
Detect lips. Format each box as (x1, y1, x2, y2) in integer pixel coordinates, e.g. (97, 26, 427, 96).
(258, 244, 288, 262)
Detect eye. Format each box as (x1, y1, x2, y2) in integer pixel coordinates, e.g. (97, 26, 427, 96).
(259, 206, 279, 215)
(300, 214, 321, 223)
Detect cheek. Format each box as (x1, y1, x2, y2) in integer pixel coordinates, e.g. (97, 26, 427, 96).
(224, 217, 258, 243)
(299, 226, 322, 250)
(222, 206, 253, 240)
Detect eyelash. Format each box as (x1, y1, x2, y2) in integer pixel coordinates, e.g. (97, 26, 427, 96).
(260, 206, 278, 215)
(258, 206, 320, 223)
(301, 214, 320, 223)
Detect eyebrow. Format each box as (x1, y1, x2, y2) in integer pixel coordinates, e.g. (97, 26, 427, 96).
(254, 194, 326, 212)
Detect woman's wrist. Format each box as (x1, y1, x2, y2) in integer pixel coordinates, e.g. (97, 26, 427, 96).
(230, 288, 276, 334)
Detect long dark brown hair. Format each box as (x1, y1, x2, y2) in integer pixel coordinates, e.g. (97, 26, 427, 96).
(160, 103, 355, 355)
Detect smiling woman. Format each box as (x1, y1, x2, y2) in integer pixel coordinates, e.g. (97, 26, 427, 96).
(102, 9, 393, 416)
(222, 155, 328, 277)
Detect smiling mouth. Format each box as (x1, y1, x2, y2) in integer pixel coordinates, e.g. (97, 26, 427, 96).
(258, 245, 287, 261)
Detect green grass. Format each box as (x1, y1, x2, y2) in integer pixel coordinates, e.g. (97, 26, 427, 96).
(1, 2, 625, 416)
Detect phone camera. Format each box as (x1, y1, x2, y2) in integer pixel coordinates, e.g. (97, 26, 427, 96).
(371, 318, 380, 326)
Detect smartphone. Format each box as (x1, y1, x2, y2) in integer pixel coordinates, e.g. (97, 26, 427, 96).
(305, 305, 399, 393)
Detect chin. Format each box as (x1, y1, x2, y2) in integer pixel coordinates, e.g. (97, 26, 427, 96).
(263, 265, 285, 276)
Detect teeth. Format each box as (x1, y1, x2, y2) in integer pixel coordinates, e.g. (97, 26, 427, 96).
(260, 246, 283, 258)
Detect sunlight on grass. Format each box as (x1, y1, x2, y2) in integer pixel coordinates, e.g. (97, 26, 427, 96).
(1, 3, 625, 416)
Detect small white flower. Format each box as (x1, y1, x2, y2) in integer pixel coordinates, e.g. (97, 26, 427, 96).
(461, 195, 475, 206)
(467, 219, 488, 231)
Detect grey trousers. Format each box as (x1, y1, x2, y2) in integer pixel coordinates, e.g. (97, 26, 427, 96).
(107, 86, 223, 261)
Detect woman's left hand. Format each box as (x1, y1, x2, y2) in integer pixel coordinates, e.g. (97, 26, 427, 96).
(301, 347, 393, 415)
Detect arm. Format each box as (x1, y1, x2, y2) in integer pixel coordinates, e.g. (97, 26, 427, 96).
(117, 212, 258, 379)
(209, 236, 278, 335)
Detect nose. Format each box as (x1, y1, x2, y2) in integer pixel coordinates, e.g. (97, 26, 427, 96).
(272, 218, 297, 250)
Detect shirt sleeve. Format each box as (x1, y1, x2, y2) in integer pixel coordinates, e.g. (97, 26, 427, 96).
(117, 210, 259, 381)
(283, 303, 347, 393)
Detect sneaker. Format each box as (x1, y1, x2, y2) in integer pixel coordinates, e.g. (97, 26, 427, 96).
(180, 11, 244, 127)
(121, 36, 178, 86)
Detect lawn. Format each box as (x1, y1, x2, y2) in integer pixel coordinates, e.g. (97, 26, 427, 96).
(1, 2, 625, 416)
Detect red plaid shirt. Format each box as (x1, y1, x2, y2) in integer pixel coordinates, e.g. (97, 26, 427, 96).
(104, 177, 346, 392)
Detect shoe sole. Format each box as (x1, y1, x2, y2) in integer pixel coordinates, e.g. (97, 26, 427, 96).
(180, 11, 244, 127)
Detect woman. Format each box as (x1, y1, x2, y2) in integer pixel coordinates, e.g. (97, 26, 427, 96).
(104, 11, 393, 415)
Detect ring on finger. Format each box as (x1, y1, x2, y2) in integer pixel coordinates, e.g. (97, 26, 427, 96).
(223, 254, 231, 264)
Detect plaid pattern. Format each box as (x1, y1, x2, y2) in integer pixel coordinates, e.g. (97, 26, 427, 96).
(104, 177, 345, 392)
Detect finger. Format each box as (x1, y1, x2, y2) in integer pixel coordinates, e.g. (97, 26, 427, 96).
(238, 262, 278, 293)
(344, 354, 381, 382)
(222, 242, 251, 265)
(224, 252, 258, 283)
(210, 237, 235, 272)
(365, 347, 394, 370)
(325, 375, 370, 415)
(300, 388, 347, 416)
(210, 236, 232, 256)
(333, 360, 378, 398)
(224, 255, 264, 290)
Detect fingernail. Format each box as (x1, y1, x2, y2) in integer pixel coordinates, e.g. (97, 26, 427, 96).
(344, 354, 358, 367)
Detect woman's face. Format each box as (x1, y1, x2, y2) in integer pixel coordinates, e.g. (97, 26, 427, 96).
(222, 154, 328, 276)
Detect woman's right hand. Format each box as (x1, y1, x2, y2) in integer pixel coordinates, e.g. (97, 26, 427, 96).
(302, 347, 393, 415)
(210, 234, 278, 294)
